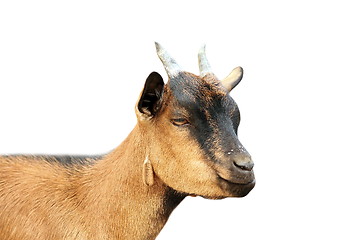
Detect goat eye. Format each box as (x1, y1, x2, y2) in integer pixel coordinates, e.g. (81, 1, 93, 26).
(171, 118, 189, 126)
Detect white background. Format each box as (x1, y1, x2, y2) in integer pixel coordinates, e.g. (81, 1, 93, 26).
(1, 1, 359, 239)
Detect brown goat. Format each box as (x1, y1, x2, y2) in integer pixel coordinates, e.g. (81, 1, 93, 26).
(0, 43, 255, 240)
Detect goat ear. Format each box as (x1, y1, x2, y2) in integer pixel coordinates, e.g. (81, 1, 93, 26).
(137, 72, 164, 117)
(221, 67, 243, 92)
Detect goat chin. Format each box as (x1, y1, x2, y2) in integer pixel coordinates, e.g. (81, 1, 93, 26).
(187, 194, 225, 200)
(202, 196, 227, 200)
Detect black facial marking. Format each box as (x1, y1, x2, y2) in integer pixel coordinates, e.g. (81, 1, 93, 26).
(217, 177, 255, 197)
(229, 101, 241, 135)
(169, 72, 241, 162)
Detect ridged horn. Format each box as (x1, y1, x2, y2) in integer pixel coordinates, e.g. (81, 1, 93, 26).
(155, 42, 181, 77)
(198, 45, 214, 77)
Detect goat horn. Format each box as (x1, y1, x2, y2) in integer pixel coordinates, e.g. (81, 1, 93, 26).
(198, 45, 214, 77)
(155, 42, 181, 77)
(221, 66, 243, 92)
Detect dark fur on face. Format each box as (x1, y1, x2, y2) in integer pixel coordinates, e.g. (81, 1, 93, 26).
(169, 72, 241, 165)
(144, 71, 254, 198)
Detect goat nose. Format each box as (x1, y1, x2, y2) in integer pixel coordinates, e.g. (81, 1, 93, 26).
(233, 156, 254, 171)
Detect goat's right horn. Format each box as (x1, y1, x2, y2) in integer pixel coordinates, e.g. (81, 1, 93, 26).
(155, 42, 181, 77)
(198, 45, 214, 77)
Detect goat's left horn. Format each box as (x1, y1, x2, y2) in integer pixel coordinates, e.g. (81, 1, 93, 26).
(198, 45, 214, 77)
(155, 42, 181, 77)
(221, 66, 243, 92)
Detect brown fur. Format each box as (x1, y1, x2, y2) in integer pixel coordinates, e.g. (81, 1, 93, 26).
(0, 126, 175, 239)
(0, 48, 254, 239)
(0, 102, 236, 239)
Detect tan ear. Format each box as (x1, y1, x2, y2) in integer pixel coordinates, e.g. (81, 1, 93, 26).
(143, 156, 154, 186)
(221, 66, 243, 92)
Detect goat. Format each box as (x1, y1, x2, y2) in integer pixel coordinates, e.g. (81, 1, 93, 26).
(0, 43, 255, 240)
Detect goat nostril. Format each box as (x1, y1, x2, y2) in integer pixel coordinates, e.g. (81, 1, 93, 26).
(233, 161, 254, 171)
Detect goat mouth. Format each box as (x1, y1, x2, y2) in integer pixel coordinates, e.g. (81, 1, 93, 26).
(217, 174, 255, 185)
(217, 175, 256, 197)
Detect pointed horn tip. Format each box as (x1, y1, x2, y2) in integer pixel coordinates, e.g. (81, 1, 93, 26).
(153, 42, 182, 76)
(154, 42, 161, 51)
(234, 66, 244, 77)
(232, 66, 244, 81)
(198, 44, 207, 54)
(154, 42, 169, 57)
